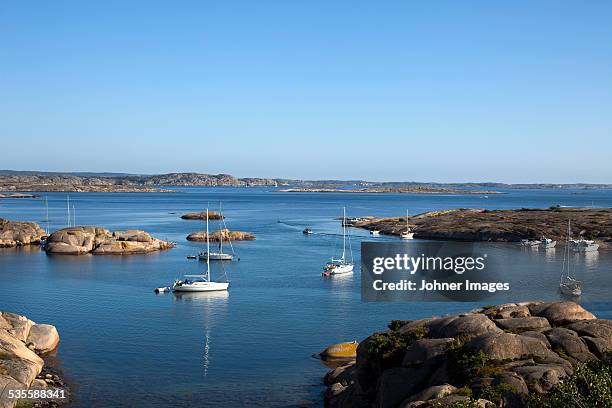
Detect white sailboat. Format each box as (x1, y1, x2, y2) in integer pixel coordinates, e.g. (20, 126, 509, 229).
(322, 207, 354, 276)
(559, 220, 582, 297)
(401, 210, 414, 240)
(198, 202, 235, 261)
(174, 209, 230, 292)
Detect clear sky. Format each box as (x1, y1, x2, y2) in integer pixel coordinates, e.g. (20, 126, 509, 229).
(1, 1, 611, 183)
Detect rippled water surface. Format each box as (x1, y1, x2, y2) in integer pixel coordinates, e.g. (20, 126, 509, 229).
(1, 188, 611, 407)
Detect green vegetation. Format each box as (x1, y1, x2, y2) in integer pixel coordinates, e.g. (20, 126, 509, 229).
(528, 354, 612, 408)
(447, 345, 497, 385)
(477, 383, 520, 404)
(388, 319, 412, 331)
(365, 327, 428, 368)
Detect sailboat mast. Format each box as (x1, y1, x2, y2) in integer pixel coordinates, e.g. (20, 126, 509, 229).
(206, 208, 210, 281)
(342, 207, 346, 261)
(219, 202, 223, 253)
(66, 195, 71, 227)
(45, 197, 49, 234)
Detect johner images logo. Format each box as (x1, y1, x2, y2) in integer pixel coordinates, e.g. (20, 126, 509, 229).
(361, 242, 511, 302)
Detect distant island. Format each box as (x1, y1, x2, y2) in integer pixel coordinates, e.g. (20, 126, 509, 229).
(1, 170, 611, 193)
(279, 187, 503, 195)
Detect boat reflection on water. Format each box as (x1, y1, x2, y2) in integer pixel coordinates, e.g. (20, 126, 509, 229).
(172, 291, 229, 375)
(543, 247, 556, 261)
(584, 250, 599, 269)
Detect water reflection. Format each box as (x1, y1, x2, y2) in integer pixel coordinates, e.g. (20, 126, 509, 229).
(543, 247, 556, 261)
(584, 251, 599, 269)
(172, 291, 229, 375)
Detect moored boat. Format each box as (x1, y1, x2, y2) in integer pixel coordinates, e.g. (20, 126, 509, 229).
(570, 238, 599, 252)
(559, 220, 582, 297)
(322, 207, 354, 276)
(539, 237, 557, 249)
(401, 209, 414, 240)
(174, 209, 230, 293)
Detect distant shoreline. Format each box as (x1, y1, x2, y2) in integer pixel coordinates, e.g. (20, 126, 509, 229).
(278, 187, 503, 195)
(1, 171, 611, 193)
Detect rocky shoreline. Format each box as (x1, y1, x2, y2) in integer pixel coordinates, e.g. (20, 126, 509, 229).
(0, 312, 68, 408)
(353, 207, 612, 248)
(0, 219, 46, 248)
(44, 226, 175, 255)
(323, 301, 612, 408)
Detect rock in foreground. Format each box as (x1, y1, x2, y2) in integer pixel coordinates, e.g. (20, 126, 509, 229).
(44, 226, 175, 255)
(323, 301, 612, 408)
(0, 219, 46, 248)
(180, 210, 224, 220)
(0, 312, 61, 407)
(186, 228, 255, 242)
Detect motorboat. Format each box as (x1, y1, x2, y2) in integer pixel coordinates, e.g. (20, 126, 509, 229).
(539, 237, 557, 249)
(303, 228, 313, 235)
(570, 238, 599, 253)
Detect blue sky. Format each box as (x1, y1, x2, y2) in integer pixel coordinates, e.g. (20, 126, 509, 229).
(1, 1, 611, 183)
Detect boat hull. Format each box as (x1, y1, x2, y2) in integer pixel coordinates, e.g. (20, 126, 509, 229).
(173, 281, 230, 292)
(199, 252, 234, 261)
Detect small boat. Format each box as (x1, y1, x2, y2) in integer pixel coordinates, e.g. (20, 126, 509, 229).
(174, 209, 230, 293)
(323, 207, 354, 276)
(400, 210, 414, 240)
(186, 255, 197, 260)
(154, 287, 170, 293)
(199, 251, 234, 261)
(198, 202, 235, 261)
(559, 220, 582, 297)
(370, 230, 380, 236)
(539, 237, 557, 249)
(303, 228, 313, 235)
(520, 239, 541, 247)
(570, 238, 599, 253)
(317, 340, 358, 361)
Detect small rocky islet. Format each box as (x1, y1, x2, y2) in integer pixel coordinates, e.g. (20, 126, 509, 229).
(354, 207, 612, 248)
(186, 228, 255, 242)
(0, 311, 67, 408)
(323, 301, 612, 408)
(0, 219, 46, 248)
(44, 226, 175, 255)
(180, 210, 224, 220)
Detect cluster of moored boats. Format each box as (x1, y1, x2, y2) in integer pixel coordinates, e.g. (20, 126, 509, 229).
(521, 220, 599, 297)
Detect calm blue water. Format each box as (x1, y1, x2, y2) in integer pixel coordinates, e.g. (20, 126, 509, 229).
(1, 188, 611, 407)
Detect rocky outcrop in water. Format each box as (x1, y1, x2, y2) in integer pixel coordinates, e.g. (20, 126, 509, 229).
(355, 207, 612, 248)
(44, 226, 175, 255)
(0, 193, 38, 198)
(323, 301, 612, 408)
(0, 219, 46, 248)
(186, 228, 255, 242)
(180, 211, 224, 220)
(0, 312, 63, 408)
